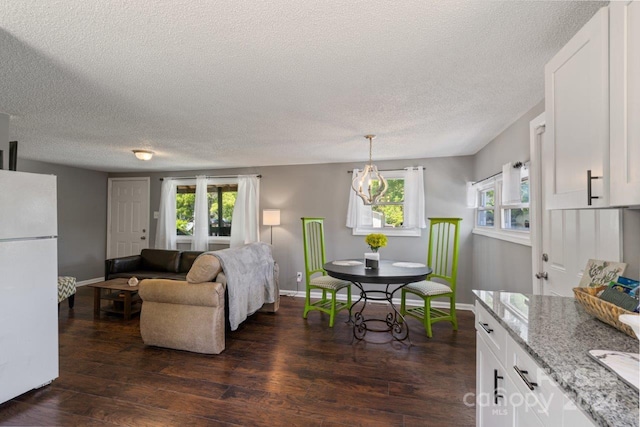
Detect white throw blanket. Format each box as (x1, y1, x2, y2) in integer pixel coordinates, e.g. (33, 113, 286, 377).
(210, 242, 276, 331)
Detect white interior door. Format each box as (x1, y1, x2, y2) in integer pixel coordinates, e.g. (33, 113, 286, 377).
(107, 178, 150, 258)
(531, 114, 624, 297)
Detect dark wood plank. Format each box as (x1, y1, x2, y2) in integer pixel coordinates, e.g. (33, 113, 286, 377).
(0, 286, 476, 426)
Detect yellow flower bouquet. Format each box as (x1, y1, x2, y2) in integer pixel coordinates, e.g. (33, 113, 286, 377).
(365, 233, 387, 252)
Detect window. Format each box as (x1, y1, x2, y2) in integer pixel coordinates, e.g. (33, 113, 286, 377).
(351, 169, 423, 237)
(175, 180, 238, 242)
(501, 167, 529, 231)
(370, 174, 405, 229)
(476, 186, 495, 227)
(472, 165, 530, 246)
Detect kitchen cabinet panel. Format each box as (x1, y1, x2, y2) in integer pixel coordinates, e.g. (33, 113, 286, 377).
(610, 0, 640, 206)
(544, 7, 609, 209)
(475, 301, 507, 363)
(476, 332, 509, 427)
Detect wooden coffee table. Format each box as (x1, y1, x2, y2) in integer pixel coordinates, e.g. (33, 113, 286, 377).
(88, 278, 141, 320)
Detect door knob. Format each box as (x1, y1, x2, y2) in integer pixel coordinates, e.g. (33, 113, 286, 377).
(535, 272, 548, 280)
(141, 236, 146, 240)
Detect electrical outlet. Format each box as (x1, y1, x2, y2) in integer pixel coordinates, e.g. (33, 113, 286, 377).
(296, 272, 303, 283)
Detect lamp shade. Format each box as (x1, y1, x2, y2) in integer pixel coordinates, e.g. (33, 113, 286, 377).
(263, 209, 281, 226)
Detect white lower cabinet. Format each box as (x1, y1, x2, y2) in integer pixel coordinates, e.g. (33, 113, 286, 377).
(476, 302, 595, 427)
(507, 371, 546, 427)
(476, 331, 509, 427)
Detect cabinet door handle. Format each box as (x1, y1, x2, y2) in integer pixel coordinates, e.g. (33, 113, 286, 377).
(587, 170, 602, 206)
(513, 366, 538, 390)
(478, 322, 493, 334)
(494, 369, 504, 404)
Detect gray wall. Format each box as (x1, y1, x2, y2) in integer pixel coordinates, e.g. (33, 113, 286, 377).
(0, 113, 8, 169)
(110, 155, 478, 303)
(18, 159, 108, 281)
(472, 100, 544, 294)
(472, 99, 640, 293)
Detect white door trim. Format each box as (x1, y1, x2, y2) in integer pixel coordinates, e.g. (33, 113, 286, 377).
(106, 177, 151, 259)
(530, 112, 546, 295)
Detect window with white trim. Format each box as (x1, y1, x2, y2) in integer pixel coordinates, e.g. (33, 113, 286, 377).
(501, 166, 530, 231)
(174, 179, 238, 243)
(351, 169, 424, 237)
(472, 166, 530, 246)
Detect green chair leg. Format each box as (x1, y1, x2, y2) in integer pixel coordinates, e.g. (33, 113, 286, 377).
(329, 290, 337, 327)
(424, 297, 433, 338)
(450, 296, 458, 330)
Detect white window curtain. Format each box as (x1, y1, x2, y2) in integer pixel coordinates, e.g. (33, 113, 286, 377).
(403, 166, 426, 229)
(502, 162, 522, 204)
(466, 181, 478, 208)
(230, 175, 260, 248)
(191, 175, 209, 251)
(155, 179, 177, 250)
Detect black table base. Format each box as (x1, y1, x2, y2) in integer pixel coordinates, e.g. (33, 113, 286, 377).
(349, 282, 411, 344)
(323, 260, 432, 346)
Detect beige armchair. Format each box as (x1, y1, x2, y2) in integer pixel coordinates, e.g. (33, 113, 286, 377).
(138, 263, 279, 354)
(138, 277, 226, 354)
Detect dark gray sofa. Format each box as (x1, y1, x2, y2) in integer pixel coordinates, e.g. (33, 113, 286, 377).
(105, 249, 203, 281)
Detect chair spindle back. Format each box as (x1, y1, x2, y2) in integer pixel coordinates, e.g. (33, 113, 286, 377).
(427, 218, 462, 290)
(302, 218, 327, 278)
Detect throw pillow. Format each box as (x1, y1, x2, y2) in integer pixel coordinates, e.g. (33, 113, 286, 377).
(187, 254, 222, 284)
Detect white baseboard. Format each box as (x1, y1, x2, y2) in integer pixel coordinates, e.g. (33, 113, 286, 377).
(279, 290, 474, 312)
(76, 277, 106, 287)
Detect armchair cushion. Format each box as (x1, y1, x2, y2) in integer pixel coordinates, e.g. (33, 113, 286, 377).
(187, 254, 222, 284)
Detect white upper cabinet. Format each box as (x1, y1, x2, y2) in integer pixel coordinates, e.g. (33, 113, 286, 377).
(610, 1, 640, 207)
(544, 7, 609, 209)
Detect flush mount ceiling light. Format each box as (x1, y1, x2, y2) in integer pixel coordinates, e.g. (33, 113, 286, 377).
(132, 150, 154, 161)
(352, 135, 388, 205)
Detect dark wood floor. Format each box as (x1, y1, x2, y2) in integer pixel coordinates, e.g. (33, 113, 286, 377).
(0, 286, 476, 426)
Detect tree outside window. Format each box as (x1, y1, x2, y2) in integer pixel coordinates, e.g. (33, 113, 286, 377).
(176, 184, 238, 236)
(477, 188, 495, 227)
(370, 178, 405, 228)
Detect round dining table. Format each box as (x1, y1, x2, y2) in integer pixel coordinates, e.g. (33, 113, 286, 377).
(323, 259, 432, 343)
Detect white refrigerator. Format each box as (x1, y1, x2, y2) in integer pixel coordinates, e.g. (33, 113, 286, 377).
(0, 169, 59, 404)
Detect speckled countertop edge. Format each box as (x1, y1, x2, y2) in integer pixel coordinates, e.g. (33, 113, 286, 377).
(473, 290, 640, 427)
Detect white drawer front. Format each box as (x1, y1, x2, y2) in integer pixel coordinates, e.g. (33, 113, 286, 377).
(506, 335, 566, 426)
(475, 301, 507, 364)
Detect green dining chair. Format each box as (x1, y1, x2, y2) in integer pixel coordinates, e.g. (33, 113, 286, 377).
(400, 218, 462, 337)
(302, 217, 352, 327)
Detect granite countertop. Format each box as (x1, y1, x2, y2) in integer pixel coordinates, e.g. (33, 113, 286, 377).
(473, 290, 640, 427)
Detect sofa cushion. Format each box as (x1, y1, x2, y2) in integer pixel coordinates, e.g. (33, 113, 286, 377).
(187, 253, 222, 284)
(140, 249, 180, 273)
(179, 251, 204, 273)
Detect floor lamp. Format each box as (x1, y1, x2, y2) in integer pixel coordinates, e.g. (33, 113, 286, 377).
(263, 209, 281, 245)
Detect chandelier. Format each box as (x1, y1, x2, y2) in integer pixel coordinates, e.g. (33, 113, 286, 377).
(352, 135, 388, 205)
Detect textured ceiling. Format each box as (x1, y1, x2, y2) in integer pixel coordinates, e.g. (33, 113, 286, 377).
(0, 0, 605, 172)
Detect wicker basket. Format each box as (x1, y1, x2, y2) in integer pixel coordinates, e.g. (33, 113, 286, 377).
(573, 286, 639, 339)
